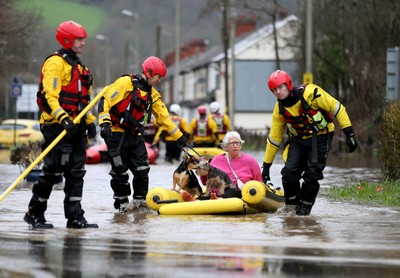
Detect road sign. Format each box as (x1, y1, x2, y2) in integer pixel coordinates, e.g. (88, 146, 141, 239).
(17, 84, 39, 113)
(386, 47, 400, 101)
(10, 77, 23, 98)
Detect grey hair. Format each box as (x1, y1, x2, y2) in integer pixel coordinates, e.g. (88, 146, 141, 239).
(221, 131, 245, 150)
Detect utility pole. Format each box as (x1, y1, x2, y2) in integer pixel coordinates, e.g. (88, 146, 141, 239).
(229, 0, 236, 127)
(156, 24, 161, 58)
(174, 0, 180, 101)
(222, 0, 230, 115)
(304, 0, 313, 83)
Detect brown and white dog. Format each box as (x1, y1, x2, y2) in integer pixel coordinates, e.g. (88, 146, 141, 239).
(172, 155, 203, 197)
(195, 159, 234, 197)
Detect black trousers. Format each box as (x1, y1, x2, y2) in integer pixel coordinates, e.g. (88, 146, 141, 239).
(106, 132, 150, 201)
(165, 140, 181, 161)
(281, 133, 333, 204)
(28, 121, 87, 220)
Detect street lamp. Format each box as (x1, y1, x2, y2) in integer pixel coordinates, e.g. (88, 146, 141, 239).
(121, 9, 140, 72)
(95, 34, 111, 85)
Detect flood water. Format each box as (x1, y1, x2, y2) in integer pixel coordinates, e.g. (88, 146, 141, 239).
(0, 149, 399, 277)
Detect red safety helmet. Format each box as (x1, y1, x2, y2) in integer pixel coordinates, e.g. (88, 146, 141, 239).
(142, 56, 167, 78)
(267, 70, 293, 91)
(56, 20, 87, 49)
(197, 106, 207, 115)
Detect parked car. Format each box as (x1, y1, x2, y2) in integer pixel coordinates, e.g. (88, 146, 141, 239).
(0, 119, 43, 149)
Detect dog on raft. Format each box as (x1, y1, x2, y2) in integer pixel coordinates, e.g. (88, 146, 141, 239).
(195, 158, 235, 198)
(172, 155, 203, 197)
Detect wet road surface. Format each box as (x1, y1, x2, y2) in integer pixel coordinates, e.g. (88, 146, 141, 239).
(0, 150, 399, 277)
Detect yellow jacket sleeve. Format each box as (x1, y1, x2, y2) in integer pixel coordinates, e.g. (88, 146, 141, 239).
(263, 103, 286, 163)
(305, 84, 353, 130)
(151, 89, 183, 141)
(207, 115, 219, 134)
(152, 126, 164, 144)
(98, 76, 133, 126)
(180, 118, 192, 135)
(224, 114, 232, 131)
(40, 55, 68, 123)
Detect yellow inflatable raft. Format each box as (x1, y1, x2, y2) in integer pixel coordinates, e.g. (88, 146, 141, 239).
(158, 197, 246, 215)
(146, 181, 285, 215)
(146, 187, 184, 211)
(241, 181, 285, 213)
(187, 147, 226, 160)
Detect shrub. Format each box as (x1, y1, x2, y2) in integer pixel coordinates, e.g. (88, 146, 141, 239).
(380, 101, 400, 180)
(9, 141, 42, 169)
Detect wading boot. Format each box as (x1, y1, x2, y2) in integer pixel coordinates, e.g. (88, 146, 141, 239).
(296, 201, 313, 216)
(66, 217, 99, 229)
(130, 198, 147, 209)
(114, 198, 129, 213)
(24, 212, 53, 229)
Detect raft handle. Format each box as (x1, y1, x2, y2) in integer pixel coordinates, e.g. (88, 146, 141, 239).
(156, 199, 179, 204)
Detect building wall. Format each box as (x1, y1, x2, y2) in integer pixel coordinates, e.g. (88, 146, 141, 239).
(233, 112, 273, 131)
(163, 16, 300, 133)
(236, 20, 299, 60)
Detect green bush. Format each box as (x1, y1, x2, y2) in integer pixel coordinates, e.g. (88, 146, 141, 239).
(380, 101, 400, 180)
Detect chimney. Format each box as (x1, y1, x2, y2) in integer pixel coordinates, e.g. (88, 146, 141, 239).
(163, 39, 208, 66)
(234, 16, 257, 38)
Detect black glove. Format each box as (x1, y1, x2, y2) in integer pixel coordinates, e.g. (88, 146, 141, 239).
(261, 162, 272, 184)
(61, 118, 77, 135)
(87, 123, 97, 139)
(343, 126, 358, 153)
(100, 123, 112, 141)
(176, 136, 188, 148)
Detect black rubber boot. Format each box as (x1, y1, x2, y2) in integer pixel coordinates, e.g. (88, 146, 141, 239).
(24, 212, 53, 229)
(113, 198, 129, 213)
(296, 201, 313, 216)
(66, 216, 99, 229)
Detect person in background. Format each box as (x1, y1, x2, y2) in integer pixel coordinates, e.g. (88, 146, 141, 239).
(261, 69, 358, 216)
(198, 131, 262, 199)
(143, 115, 160, 145)
(209, 101, 231, 147)
(24, 20, 98, 229)
(190, 105, 218, 147)
(153, 103, 191, 163)
(97, 56, 188, 213)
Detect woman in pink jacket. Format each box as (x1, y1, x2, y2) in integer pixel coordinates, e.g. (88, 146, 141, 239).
(199, 131, 263, 198)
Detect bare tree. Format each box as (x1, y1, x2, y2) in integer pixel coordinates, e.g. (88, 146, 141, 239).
(0, 0, 42, 118)
(312, 0, 400, 152)
(241, 0, 284, 68)
(0, 0, 42, 78)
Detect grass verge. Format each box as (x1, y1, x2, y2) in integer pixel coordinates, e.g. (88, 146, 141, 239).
(328, 180, 400, 207)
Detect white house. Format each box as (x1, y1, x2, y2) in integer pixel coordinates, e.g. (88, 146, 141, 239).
(162, 15, 301, 133)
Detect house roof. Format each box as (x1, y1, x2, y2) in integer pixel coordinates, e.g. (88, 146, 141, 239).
(167, 44, 223, 75)
(166, 14, 298, 77)
(212, 14, 298, 61)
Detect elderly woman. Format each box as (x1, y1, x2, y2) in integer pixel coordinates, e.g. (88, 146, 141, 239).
(199, 131, 263, 198)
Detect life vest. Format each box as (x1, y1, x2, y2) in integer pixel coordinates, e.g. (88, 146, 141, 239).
(36, 49, 92, 115)
(195, 117, 211, 137)
(279, 85, 333, 137)
(212, 113, 225, 133)
(109, 74, 153, 134)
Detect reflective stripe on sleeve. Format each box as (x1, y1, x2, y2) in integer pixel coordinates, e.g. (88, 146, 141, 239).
(268, 136, 280, 148)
